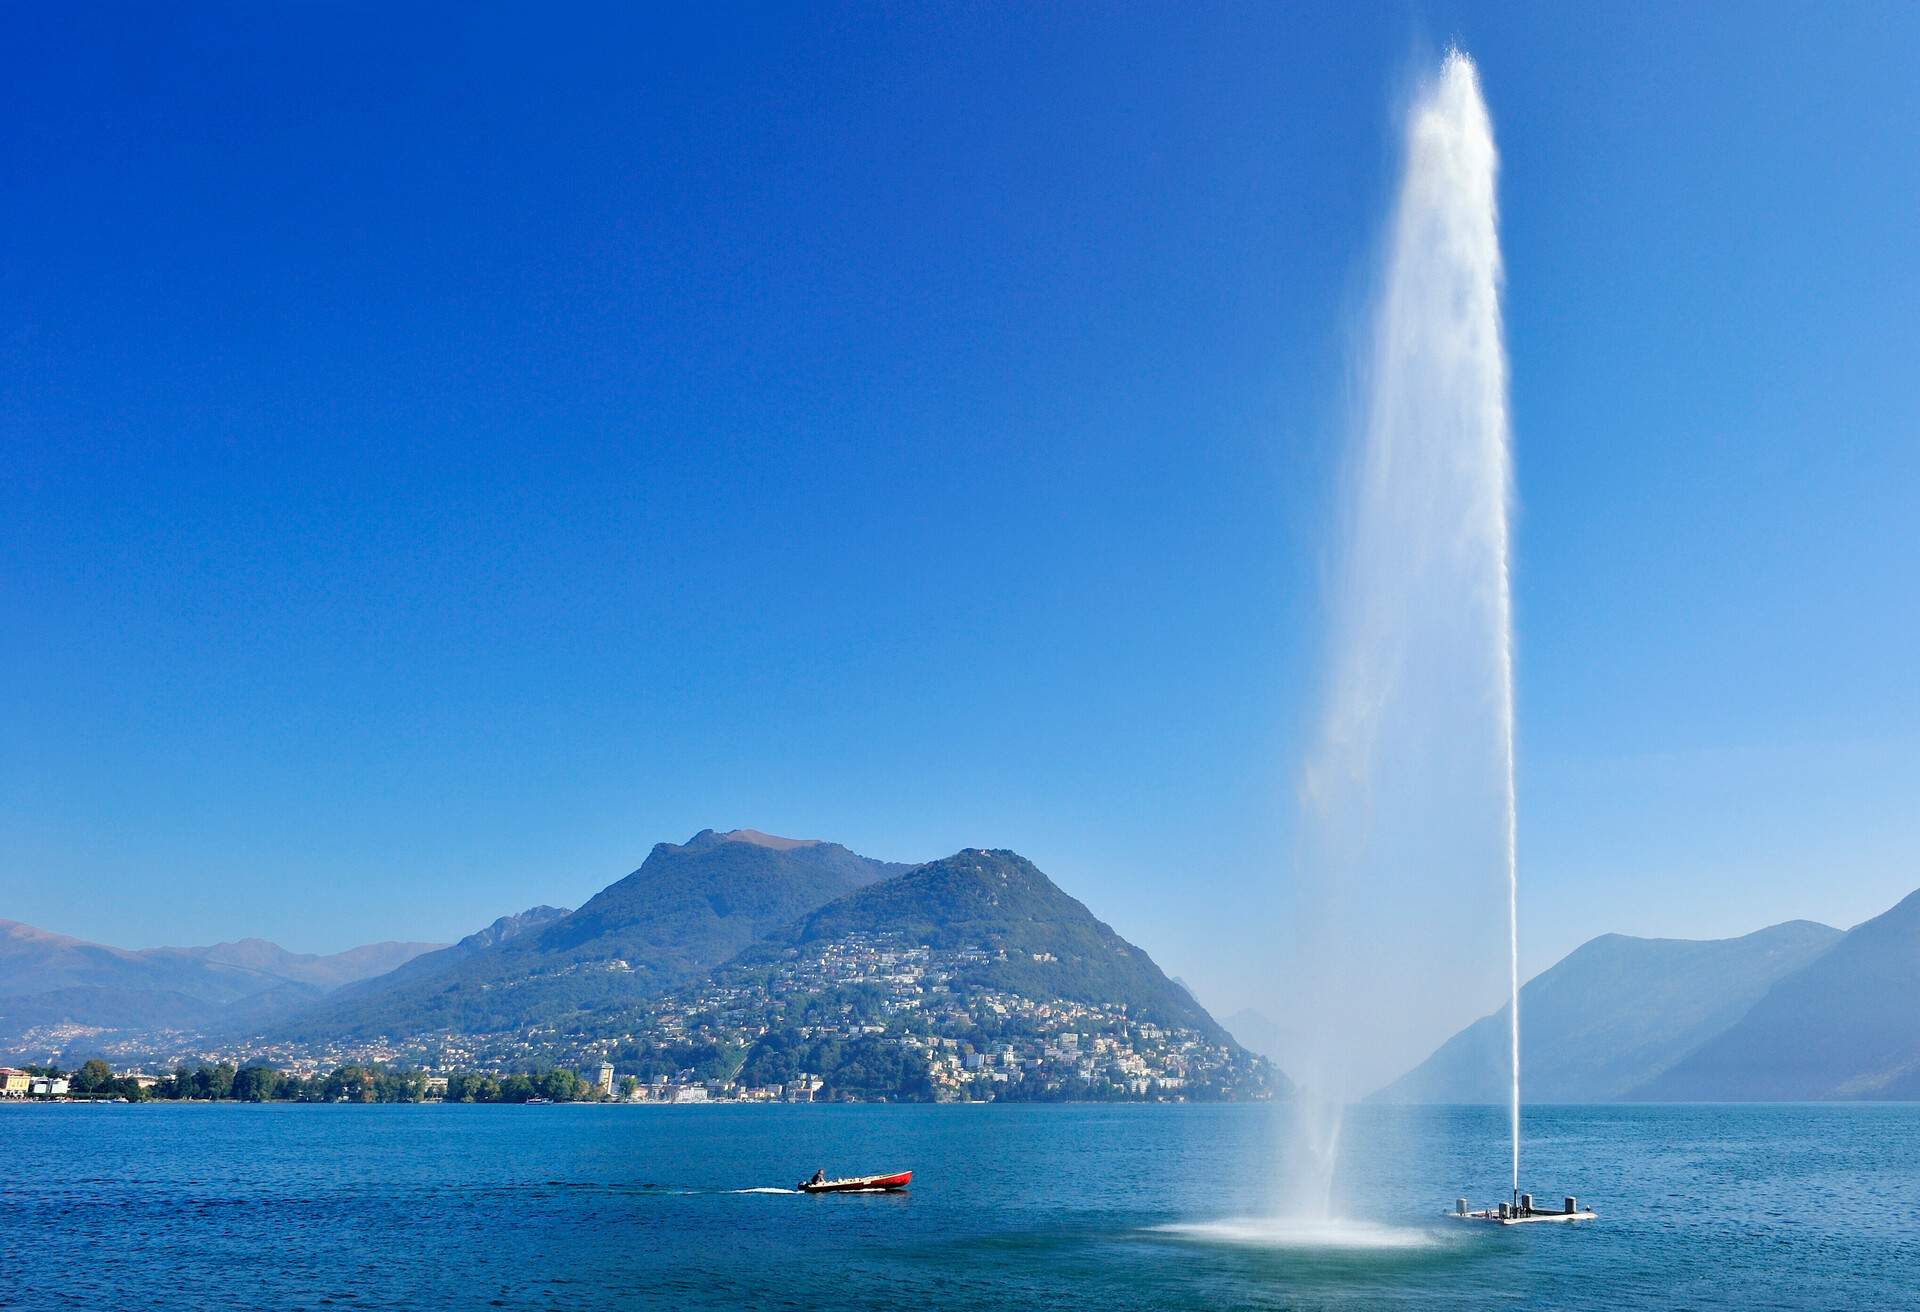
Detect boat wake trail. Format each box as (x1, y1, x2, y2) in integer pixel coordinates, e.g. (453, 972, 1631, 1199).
(1150, 1218, 1440, 1251)
(730, 1187, 799, 1194)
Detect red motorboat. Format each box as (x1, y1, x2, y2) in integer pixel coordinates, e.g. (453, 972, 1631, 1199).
(795, 1170, 911, 1193)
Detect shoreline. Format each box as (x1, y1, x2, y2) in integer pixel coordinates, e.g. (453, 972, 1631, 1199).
(3, 1094, 1267, 1108)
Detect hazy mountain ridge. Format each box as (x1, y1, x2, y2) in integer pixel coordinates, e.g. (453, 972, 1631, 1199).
(0, 919, 443, 1053)
(1380, 881, 1920, 1103)
(166, 938, 445, 990)
(1376, 919, 1843, 1103)
(329, 906, 575, 999)
(1222, 1008, 1299, 1072)
(1631, 889, 1920, 1101)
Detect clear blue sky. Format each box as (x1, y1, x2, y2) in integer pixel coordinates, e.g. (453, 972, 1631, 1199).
(5, 4, 1916, 1019)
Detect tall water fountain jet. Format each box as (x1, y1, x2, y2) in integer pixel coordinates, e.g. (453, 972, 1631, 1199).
(1286, 47, 1519, 1221)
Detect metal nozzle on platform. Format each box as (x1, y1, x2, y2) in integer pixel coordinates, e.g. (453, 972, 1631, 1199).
(1447, 1190, 1596, 1224)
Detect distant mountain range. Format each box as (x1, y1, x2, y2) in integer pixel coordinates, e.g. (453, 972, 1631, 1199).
(24, 830, 1908, 1103)
(0, 921, 440, 1049)
(4, 830, 1271, 1103)
(1376, 921, 1841, 1102)
(347, 905, 574, 992)
(1383, 882, 1920, 1102)
(1631, 889, 1920, 1100)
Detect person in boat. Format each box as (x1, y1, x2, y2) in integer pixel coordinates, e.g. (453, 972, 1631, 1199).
(809, 1169, 826, 1187)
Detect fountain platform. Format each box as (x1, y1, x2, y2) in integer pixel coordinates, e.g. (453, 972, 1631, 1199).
(1448, 1194, 1595, 1225)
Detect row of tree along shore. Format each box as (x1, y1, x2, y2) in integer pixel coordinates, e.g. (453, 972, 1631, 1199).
(9, 1060, 605, 1104)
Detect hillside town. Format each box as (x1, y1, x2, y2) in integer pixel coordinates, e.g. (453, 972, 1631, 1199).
(7, 931, 1272, 1104)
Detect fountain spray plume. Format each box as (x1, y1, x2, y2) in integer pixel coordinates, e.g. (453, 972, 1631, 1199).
(1287, 47, 1519, 1217)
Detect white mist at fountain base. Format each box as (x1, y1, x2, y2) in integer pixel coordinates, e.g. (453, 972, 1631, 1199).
(1280, 45, 1521, 1229)
(1152, 1217, 1440, 1252)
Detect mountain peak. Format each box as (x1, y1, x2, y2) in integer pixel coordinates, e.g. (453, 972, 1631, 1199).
(717, 828, 823, 851)
(765, 847, 1229, 1040)
(459, 905, 572, 951)
(1, 919, 91, 949)
(266, 834, 911, 1049)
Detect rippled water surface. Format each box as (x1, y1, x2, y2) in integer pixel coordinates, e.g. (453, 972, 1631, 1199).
(5, 1102, 1916, 1309)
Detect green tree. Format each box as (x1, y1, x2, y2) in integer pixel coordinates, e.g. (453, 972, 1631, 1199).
(232, 1066, 281, 1102)
(323, 1065, 373, 1102)
(819, 1037, 934, 1102)
(72, 1058, 113, 1095)
(538, 1069, 581, 1102)
(185, 1062, 237, 1100)
(367, 1068, 421, 1103)
(447, 1072, 505, 1103)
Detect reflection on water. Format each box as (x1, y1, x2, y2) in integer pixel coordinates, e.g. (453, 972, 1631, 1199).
(4, 1102, 1918, 1311)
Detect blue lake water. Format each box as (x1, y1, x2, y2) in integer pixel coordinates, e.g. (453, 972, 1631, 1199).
(5, 1102, 1916, 1309)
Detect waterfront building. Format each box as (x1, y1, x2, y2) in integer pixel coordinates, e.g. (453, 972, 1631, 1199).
(0, 1068, 30, 1097)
